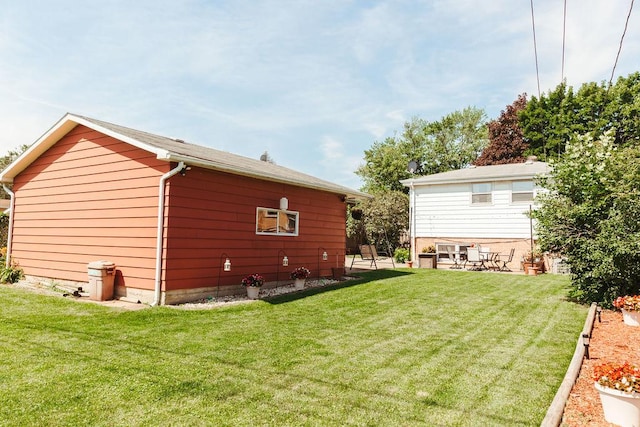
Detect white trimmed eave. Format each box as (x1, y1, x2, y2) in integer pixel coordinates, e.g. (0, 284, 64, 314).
(401, 172, 546, 188)
(0, 113, 170, 184)
(165, 153, 370, 202)
(70, 114, 171, 160)
(0, 113, 369, 203)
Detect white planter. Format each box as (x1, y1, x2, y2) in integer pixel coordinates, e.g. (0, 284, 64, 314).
(622, 309, 640, 327)
(595, 382, 640, 427)
(246, 286, 260, 299)
(294, 278, 305, 290)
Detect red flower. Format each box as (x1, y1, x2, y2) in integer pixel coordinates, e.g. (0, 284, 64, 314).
(593, 362, 640, 394)
(241, 273, 264, 287)
(290, 267, 310, 280)
(613, 295, 640, 312)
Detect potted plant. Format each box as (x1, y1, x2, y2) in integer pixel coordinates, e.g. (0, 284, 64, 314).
(241, 273, 264, 299)
(522, 250, 545, 275)
(422, 245, 436, 254)
(614, 295, 640, 326)
(593, 362, 640, 426)
(350, 207, 363, 220)
(418, 245, 437, 269)
(331, 253, 344, 279)
(290, 267, 310, 290)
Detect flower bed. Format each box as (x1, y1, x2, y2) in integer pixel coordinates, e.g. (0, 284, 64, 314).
(175, 278, 350, 310)
(563, 310, 640, 426)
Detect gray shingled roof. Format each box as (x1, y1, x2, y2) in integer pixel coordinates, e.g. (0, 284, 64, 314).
(400, 161, 549, 186)
(2, 113, 368, 201)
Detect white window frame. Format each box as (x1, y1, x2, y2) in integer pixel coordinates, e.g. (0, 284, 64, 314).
(511, 180, 534, 203)
(436, 242, 472, 263)
(256, 207, 299, 236)
(471, 183, 492, 204)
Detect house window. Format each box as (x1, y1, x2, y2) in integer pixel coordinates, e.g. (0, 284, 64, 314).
(512, 181, 534, 203)
(471, 183, 492, 204)
(436, 243, 472, 263)
(256, 207, 299, 236)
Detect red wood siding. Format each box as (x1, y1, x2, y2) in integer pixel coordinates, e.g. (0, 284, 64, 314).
(10, 125, 166, 290)
(10, 124, 349, 297)
(163, 167, 347, 290)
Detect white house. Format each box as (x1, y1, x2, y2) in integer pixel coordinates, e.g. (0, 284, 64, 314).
(400, 160, 550, 271)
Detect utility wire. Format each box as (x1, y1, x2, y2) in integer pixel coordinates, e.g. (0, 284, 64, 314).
(529, 0, 545, 159)
(530, 0, 541, 98)
(609, 0, 635, 86)
(561, 0, 567, 82)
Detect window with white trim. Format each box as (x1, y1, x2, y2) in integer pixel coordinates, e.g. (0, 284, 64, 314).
(256, 207, 299, 236)
(436, 243, 472, 263)
(511, 180, 534, 202)
(471, 183, 492, 204)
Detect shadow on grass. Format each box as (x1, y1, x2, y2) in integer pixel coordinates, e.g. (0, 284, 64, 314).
(264, 269, 414, 305)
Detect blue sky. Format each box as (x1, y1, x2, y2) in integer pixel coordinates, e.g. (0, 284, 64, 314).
(1, 1, 638, 190)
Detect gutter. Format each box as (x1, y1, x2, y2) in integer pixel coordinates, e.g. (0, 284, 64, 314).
(408, 182, 416, 264)
(163, 153, 371, 202)
(2, 184, 14, 268)
(151, 161, 185, 307)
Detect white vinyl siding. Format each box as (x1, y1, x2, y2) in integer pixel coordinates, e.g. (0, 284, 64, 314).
(413, 181, 536, 239)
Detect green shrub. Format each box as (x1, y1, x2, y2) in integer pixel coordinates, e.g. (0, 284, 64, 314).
(0, 260, 24, 284)
(394, 248, 410, 263)
(534, 132, 640, 307)
(0, 214, 9, 246)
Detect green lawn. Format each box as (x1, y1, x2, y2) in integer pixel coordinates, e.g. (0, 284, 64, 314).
(0, 270, 586, 426)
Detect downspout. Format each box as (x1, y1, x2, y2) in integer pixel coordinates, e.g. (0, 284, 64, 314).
(409, 182, 416, 264)
(151, 161, 185, 307)
(2, 184, 14, 268)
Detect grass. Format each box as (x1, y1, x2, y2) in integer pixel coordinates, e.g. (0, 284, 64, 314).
(0, 269, 586, 426)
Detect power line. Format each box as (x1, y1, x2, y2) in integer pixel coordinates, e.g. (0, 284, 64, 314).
(609, 0, 635, 86)
(529, 0, 546, 159)
(530, 0, 541, 98)
(561, 0, 567, 82)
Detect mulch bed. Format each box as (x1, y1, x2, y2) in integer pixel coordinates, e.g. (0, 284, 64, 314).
(562, 309, 640, 426)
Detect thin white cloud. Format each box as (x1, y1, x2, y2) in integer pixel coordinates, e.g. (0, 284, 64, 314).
(0, 0, 638, 189)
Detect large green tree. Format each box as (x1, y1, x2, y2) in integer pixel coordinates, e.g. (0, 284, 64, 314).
(533, 131, 640, 306)
(603, 72, 640, 146)
(347, 190, 409, 252)
(520, 72, 640, 160)
(356, 106, 488, 193)
(422, 106, 489, 173)
(355, 136, 414, 194)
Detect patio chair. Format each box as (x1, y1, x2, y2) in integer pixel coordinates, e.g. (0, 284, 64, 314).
(465, 248, 483, 270)
(349, 244, 395, 270)
(479, 246, 490, 264)
(447, 248, 461, 269)
(498, 248, 515, 272)
(350, 244, 377, 269)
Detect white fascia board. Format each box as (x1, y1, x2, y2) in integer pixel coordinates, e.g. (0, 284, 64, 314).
(404, 172, 544, 187)
(0, 113, 171, 184)
(165, 153, 370, 201)
(68, 115, 171, 160)
(0, 114, 77, 183)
